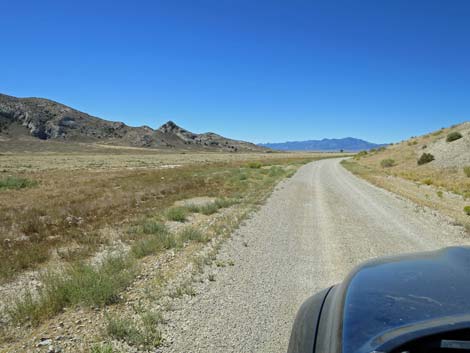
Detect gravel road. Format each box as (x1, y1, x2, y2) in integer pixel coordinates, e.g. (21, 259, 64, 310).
(161, 158, 467, 353)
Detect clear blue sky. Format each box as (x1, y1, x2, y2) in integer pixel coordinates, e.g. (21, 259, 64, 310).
(1, 1, 469, 143)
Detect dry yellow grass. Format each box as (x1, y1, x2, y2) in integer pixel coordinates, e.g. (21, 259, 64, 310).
(0, 150, 343, 282)
(0, 151, 336, 171)
(342, 123, 470, 231)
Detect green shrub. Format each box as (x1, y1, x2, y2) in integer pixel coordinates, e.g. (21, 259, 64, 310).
(186, 198, 236, 216)
(247, 162, 262, 169)
(166, 207, 187, 222)
(8, 254, 135, 325)
(214, 197, 237, 208)
(141, 220, 167, 235)
(91, 344, 114, 353)
(464, 206, 470, 216)
(131, 222, 177, 258)
(464, 166, 470, 177)
(141, 310, 165, 326)
(106, 314, 162, 348)
(179, 227, 207, 243)
(436, 190, 443, 198)
(417, 153, 435, 165)
(169, 281, 196, 298)
(0, 176, 38, 190)
(185, 203, 201, 213)
(267, 166, 284, 177)
(380, 159, 396, 168)
(106, 316, 140, 342)
(446, 132, 463, 142)
(198, 203, 219, 215)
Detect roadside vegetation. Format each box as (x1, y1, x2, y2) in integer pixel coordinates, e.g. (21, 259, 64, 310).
(8, 254, 135, 325)
(106, 312, 163, 349)
(91, 344, 114, 353)
(342, 122, 470, 232)
(186, 198, 237, 215)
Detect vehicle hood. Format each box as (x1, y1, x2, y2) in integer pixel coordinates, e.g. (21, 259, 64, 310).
(342, 247, 470, 353)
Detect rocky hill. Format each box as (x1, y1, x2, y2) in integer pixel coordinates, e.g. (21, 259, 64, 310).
(259, 137, 386, 152)
(0, 93, 266, 152)
(352, 121, 470, 170)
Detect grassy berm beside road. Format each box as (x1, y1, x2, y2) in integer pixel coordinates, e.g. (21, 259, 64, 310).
(0, 150, 343, 352)
(342, 122, 470, 232)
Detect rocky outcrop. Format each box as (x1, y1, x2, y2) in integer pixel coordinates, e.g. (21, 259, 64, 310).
(0, 93, 267, 152)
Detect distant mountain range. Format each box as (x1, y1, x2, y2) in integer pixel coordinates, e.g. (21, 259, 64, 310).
(259, 137, 386, 152)
(0, 93, 266, 152)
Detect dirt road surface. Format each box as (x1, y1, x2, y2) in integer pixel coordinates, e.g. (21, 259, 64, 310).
(161, 158, 467, 353)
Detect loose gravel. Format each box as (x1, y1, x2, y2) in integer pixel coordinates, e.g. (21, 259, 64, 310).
(160, 158, 468, 353)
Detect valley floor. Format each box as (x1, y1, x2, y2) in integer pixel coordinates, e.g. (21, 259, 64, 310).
(0, 151, 335, 352)
(1, 154, 467, 353)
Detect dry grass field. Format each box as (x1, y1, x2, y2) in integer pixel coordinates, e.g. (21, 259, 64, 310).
(0, 147, 347, 352)
(0, 149, 341, 282)
(342, 122, 470, 232)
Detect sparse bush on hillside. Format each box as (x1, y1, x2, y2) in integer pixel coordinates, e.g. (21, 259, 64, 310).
(377, 146, 386, 152)
(380, 159, 396, 168)
(464, 166, 470, 177)
(422, 178, 433, 185)
(464, 206, 470, 216)
(0, 176, 38, 190)
(446, 132, 463, 142)
(407, 140, 418, 146)
(354, 151, 368, 160)
(417, 153, 435, 165)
